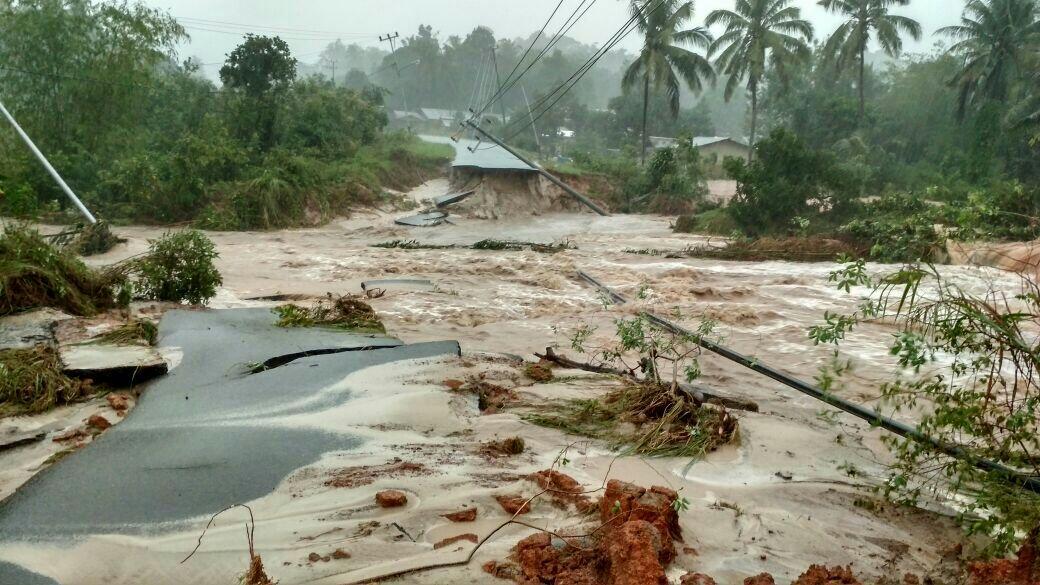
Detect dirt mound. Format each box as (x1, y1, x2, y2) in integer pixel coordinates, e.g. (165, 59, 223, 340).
(491, 479, 682, 585)
(969, 528, 1040, 585)
(528, 470, 595, 512)
(324, 460, 427, 488)
(793, 565, 862, 584)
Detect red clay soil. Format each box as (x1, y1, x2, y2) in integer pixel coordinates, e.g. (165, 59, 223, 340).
(528, 469, 595, 513)
(792, 565, 862, 584)
(744, 574, 776, 585)
(324, 459, 427, 488)
(490, 479, 683, 585)
(496, 495, 531, 515)
(86, 415, 111, 431)
(443, 508, 478, 522)
(433, 533, 479, 549)
(969, 529, 1040, 585)
(375, 490, 408, 508)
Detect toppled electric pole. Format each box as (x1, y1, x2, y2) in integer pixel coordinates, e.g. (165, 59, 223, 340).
(0, 100, 97, 225)
(464, 120, 610, 217)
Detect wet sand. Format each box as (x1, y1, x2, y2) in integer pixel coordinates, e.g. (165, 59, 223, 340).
(3, 182, 1024, 584)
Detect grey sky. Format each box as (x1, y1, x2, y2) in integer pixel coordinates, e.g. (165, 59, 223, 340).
(149, 0, 966, 70)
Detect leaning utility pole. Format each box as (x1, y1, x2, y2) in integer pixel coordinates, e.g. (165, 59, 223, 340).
(0, 100, 97, 224)
(465, 120, 609, 217)
(379, 32, 408, 110)
(490, 45, 509, 125)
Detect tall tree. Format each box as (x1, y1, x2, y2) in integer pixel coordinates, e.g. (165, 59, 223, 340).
(939, 0, 1040, 118)
(623, 0, 715, 164)
(818, 0, 922, 120)
(220, 34, 297, 150)
(706, 0, 813, 160)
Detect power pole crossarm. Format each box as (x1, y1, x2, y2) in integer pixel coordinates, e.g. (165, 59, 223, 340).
(465, 120, 610, 217)
(0, 100, 97, 224)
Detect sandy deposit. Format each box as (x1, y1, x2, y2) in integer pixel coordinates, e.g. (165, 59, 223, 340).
(2, 180, 1028, 584)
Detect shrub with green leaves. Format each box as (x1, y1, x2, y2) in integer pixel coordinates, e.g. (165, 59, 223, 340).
(810, 259, 1040, 554)
(134, 230, 221, 304)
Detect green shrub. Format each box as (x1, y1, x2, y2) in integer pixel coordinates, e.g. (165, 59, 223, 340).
(135, 230, 222, 304)
(725, 129, 855, 237)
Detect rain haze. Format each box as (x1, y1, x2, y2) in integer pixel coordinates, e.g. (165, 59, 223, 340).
(151, 0, 965, 70)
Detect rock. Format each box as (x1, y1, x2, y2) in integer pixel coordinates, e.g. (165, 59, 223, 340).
(443, 508, 477, 522)
(495, 494, 530, 515)
(744, 574, 776, 585)
(529, 469, 594, 512)
(525, 362, 553, 382)
(331, 549, 350, 560)
(606, 520, 668, 585)
(433, 533, 478, 549)
(444, 379, 465, 390)
(307, 552, 321, 563)
(86, 415, 111, 431)
(375, 490, 408, 508)
(681, 574, 718, 585)
(793, 565, 861, 584)
(106, 393, 130, 411)
(483, 560, 520, 580)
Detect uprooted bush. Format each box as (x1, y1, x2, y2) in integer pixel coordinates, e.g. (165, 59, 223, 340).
(0, 224, 126, 316)
(524, 381, 737, 457)
(273, 294, 385, 333)
(527, 312, 737, 457)
(1, 225, 222, 317)
(0, 345, 93, 416)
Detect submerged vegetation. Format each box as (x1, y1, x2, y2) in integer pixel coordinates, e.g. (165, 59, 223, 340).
(273, 294, 385, 333)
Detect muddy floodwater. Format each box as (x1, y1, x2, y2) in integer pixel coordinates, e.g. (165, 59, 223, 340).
(4, 179, 1026, 584)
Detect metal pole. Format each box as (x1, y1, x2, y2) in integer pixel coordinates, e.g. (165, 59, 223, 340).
(0, 100, 96, 224)
(521, 85, 541, 153)
(465, 120, 610, 217)
(575, 270, 1040, 495)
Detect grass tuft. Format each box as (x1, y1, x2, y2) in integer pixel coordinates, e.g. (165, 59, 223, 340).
(0, 346, 93, 416)
(273, 294, 385, 333)
(93, 319, 158, 346)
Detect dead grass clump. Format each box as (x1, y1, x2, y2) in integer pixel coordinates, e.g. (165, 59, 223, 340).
(0, 225, 125, 316)
(682, 236, 868, 262)
(59, 221, 125, 256)
(93, 319, 158, 346)
(483, 436, 526, 457)
(0, 345, 93, 416)
(273, 294, 385, 333)
(524, 362, 553, 383)
(524, 382, 737, 457)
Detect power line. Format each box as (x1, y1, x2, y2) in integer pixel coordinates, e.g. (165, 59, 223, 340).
(496, 0, 667, 144)
(175, 16, 377, 39)
(473, 0, 600, 121)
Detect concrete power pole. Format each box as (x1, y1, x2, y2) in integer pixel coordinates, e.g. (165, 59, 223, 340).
(379, 32, 407, 110)
(0, 100, 96, 224)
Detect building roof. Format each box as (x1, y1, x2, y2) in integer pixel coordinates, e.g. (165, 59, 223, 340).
(419, 108, 461, 121)
(391, 110, 424, 120)
(691, 136, 749, 148)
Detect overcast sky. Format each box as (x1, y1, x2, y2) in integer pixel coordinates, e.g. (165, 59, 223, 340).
(149, 0, 965, 69)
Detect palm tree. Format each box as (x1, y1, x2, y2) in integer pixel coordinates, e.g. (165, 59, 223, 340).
(623, 0, 715, 165)
(938, 0, 1040, 119)
(706, 0, 813, 159)
(819, 0, 922, 120)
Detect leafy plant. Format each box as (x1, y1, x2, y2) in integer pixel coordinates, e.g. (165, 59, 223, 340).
(810, 259, 1040, 554)
(134, 230, 222, 304)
